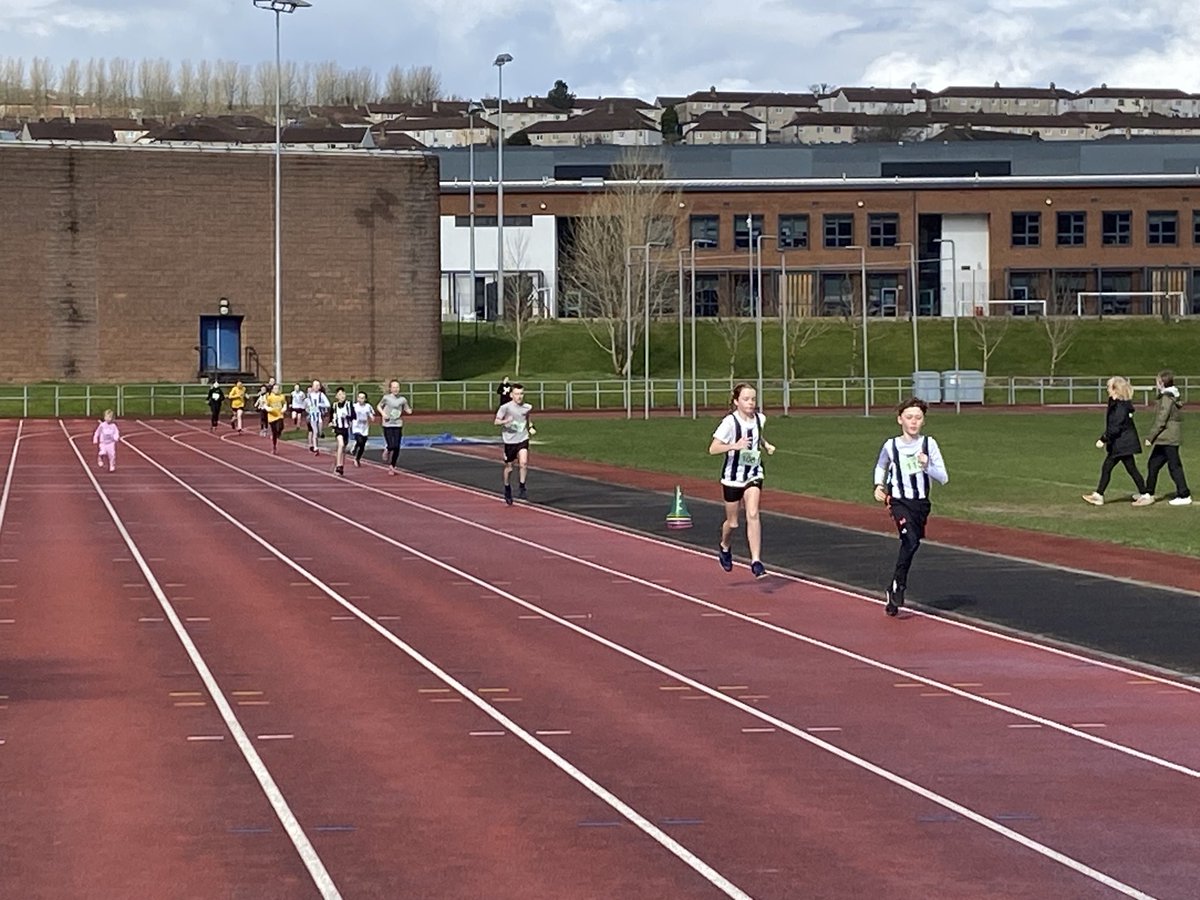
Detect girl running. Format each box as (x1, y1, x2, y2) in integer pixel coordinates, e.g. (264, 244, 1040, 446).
(305, 380, 330, 454)
(351, 391, 375, 467)
(329, 387, 354, 476)
(92, 409, 121, 472)
(290, 383, 306, 429)
(228, 380, 246, 433)
(377, 380, 412, 476)
(205, 378, 224, 432)
(253, 384, 269, 436)
(265, 383, 288, 454)
(709, 383, 775, 578)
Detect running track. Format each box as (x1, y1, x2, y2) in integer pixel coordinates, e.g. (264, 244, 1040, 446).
(0, 419, 1197, 899)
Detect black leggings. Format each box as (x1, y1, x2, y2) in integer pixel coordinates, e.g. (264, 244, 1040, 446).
(353, 434, 369, 462)
(1096, 454, 1147, 495)
(208, 403, 221, 427)
(889, 498, 930, 592)
(383, 426, 402, 468)
(1145, 445, 1190, 498)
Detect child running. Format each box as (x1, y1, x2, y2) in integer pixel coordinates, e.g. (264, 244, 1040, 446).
(494, 383, 535, 505)
(264, 382, 288, 454)
(205, 378, 224, 432)
(1083, 375, 1149, 506)
(873, 397, 949, 616)
(305, 380, 330, 454)
(253, 384, 269, 436)
(351, 390, 375, 467)
(92, 409, 121, 472)
(329, 387, 354, 476)
(228, 380, 246, 433)
(709, 383, 775, 578)
(377, 380, 412, 476)
(290, 383, 306, 429)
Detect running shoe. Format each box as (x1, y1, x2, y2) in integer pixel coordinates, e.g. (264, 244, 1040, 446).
(750, 561, 766, 579)
(1169, 495, 1193, 506)
(518, 485, 528, 500)
(885, 584, 905, 616)
(718, 545, 733, 572)
(504, 484, 513, 506)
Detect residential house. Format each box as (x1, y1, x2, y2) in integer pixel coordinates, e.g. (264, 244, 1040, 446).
(373, 114, 493, 148)
(571, 96, 662, 125)
(482, 96, 570, 135)
(517, 104, 661, 147)
(683, 109, 766, 145)
(21, 120, 117, 142)
(360, 100, 469, 124)
(1069, 86, 1198, 117)
(781, 111, 882, 144)
(678, 89, 761, 123)
(819, 87, 928, 115)
(928, 84, 1075, 115)
(742, 92, 821, 140)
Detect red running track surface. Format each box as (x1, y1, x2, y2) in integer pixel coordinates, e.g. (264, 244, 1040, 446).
(0, 418, 1196, 899)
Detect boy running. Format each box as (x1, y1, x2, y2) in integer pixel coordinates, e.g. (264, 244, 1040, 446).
(377, 380, 412, 476)
(494, 383, 536, 505)
(873, 397, 949, 616)
(709, 383, 775, 578)
(205, 378, 224, 432)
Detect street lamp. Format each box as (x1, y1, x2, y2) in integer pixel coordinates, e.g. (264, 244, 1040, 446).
(466, 99, 484, 342)
(934, 237, 961, 414)
(845, 244, 870, 417)
(753, 231, 780, 408)
(687, 238, 710, 419)
(493, 53, 513, 321)
(623, 241, 664, 419)
(896, 240, 918, 374)
(643, 241, 667, 420)
(252, 0, 311, 386)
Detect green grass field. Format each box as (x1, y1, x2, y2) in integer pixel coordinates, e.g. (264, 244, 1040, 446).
(401, 410, 1200, 558)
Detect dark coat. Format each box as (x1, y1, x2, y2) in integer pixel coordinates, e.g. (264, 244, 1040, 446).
(1100, 398, 1141, 457)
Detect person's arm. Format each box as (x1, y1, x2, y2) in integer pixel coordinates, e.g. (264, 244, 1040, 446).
(925, 437, 948, 484)
(1100, 403, 1124, 444)
(403, 398, 413, 415)
(872, 443, 891, 502)
(708, 420, 746, 455)
(494, 406, 509, 427)
(93, 424, 102, 444)
(1145, 396, 1170, 445)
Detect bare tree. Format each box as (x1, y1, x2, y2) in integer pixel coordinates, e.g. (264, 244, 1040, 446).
(280, 60, 302, 108)
(561, 153, 683, 375)
(383, 65, 407, 102)
(382, 64, 442, 103)
(29, 56, 54, 115)
(108, 57, 134, 112)
(236, 64, 253, 110)
(784, 317, 832, 380)
(195, 59, 212, 113)
(496, 230, 549, 377)
(311, 61, 341, 106)
(85, 57, 106, 114)
(60, 59, 82, 112)
(177, 59, 198, 114)
(137, 58, 173, 116)
(213, 59, 239, 111)
(968, 313, 1010, 378)
(254, 60, 276, 110)
(714, 314, 749, 382)
(1041, 316, 1078, 377)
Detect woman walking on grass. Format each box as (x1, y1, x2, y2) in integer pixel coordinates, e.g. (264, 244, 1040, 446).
(1083, 376, 1151, 507)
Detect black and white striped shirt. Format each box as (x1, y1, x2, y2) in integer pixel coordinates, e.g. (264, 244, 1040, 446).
(873, 434, 949, 501)
(330, 400, 354, 430)
(713, 411, 767, 487)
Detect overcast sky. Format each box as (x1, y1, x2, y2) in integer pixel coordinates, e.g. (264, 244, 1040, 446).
(2, 0, 1199, 100)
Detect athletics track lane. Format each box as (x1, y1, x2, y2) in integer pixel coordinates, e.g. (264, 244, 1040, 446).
(0, 421, 320, 899)
(121, 420, 1200, 899)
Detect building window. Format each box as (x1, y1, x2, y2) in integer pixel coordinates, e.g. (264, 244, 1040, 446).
(1011, 212, 1040, 247)
(1148, 210, 1178, 246)
(694, 274, 719, 316)
(733, 214, 764, 249)
(690, 215, 719, 248)
(454, 215, 532, 227)
(1056, 211, 1086, 246)
(1102, 211, 1131, 246)
(647, 216, 675, 248)
(778, 214, 809, 249)
(1193, 210, 1200, 244)
(868, 213, 899, 248)
(823, 214, 854, 248)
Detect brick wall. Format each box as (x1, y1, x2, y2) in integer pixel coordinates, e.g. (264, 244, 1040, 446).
(0, 143, 441, 382)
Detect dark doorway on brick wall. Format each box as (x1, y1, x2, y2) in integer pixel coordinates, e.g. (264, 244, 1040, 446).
(199, 315, 242, 377)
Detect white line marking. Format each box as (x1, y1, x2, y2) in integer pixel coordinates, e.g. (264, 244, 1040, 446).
(258, 734, 294, 741)
(469, 731, 506, 737)
(1009, 724, 1044, 729)
(535, 730, 572, 736)
(0, 420, 21, 547)
(121, 432, 752, 900)
(806, 727, 843, 733)
(187, 735, 225, 742)
(741, 728, 776, 734)
(60, 422, 342, 900)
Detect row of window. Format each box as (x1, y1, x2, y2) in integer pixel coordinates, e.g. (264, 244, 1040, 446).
(689, 213, 901, 250)
(1011, 210, 1200, 247)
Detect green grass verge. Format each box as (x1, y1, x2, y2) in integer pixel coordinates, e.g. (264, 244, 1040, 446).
(402, 410, 1200, 558)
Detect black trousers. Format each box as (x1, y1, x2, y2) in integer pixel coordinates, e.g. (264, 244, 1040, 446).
(383, 426, 402, 467)
(889, 497, 930, 591)
(208, 403, 221, 427)
(1145, 445, 1191, 498)
(353, 434, 369, 462)
(1096, 454, 1146, 495)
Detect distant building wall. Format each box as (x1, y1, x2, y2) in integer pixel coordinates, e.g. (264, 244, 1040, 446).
(0, 143, 442, 382)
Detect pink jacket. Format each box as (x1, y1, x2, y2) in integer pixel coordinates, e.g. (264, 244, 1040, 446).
(93, 422, 120, 446)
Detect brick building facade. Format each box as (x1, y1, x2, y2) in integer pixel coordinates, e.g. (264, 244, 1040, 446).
(0, 143, 441, 382)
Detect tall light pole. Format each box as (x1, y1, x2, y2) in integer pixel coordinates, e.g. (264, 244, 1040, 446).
(642, 240, 666, 420)
(779, 252, 790, 415)
(466, 99, 483, 342)
(897, 240, 918, 374)
(689, 239, 705, 419)
(846, 245, 870, 417)
(253, 0, 311, 386)
(493, 53, 513, 321)
(754, 231, 778, 407)
(934, 237, 960, 414)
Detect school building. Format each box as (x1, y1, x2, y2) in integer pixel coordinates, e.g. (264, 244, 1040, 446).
(435, 140, 1200, 323)
(0, 142, 441, 383)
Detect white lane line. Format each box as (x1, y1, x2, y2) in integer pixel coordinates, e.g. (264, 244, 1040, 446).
(0, 420, 23, 545)
(165, 421, 1200, 739)
(187, 735, 225, 742)
(258, 734, 294, 741)
(60, 422, 342, 900)
(469, 731, 506, 737)
(140, 428, 1157, 900)
(120, 436, 753, 900)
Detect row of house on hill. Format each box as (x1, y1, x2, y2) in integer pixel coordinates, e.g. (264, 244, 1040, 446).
(10, 83, 1200, 148)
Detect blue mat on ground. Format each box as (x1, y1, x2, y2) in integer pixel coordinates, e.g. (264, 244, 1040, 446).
(398, 432, 499, 448)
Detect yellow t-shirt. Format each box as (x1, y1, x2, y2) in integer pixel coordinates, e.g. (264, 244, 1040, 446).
(265, 392, 287, 423)
(228, 384, 246, 410)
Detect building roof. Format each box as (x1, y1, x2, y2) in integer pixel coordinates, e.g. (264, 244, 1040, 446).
(23, 120, 116, 141)
(378, 114, 492, 132)
(744, 92, 820, 108)
(572, 96, 655, 112)
(936, 84, 1075, 99)
(520, 105, 659, 135)
(687, 110, 764, 132)
(1076, 86, 1191, 99)
(374, 131, 426, 150)
(833, 87, 930, 102)
(683, 89, 762, 105)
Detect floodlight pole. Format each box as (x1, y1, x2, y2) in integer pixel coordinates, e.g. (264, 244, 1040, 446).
(935, 237, 960, 414)
(494, 53, 512, 321)
(253, 0, 311, 386)
(466, 100, 483, 343)
(897, 240, 918, 374)
(846, 245, 870, 417)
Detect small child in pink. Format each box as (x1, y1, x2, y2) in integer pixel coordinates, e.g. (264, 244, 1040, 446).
(93, 409, 120, 472)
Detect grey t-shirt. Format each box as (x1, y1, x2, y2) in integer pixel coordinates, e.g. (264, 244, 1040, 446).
(379, 393, 409, 428)
(496, 400, 532, 444)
